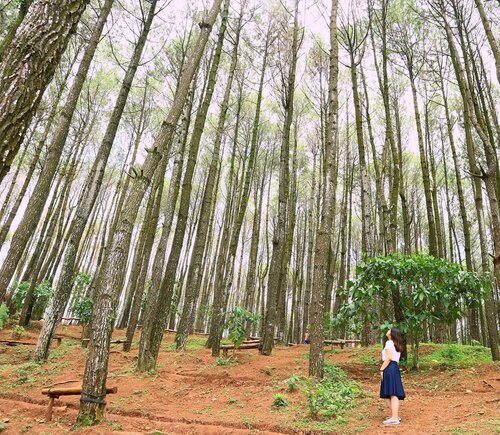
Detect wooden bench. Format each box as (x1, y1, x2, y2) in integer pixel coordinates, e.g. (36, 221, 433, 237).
(221, 342, 262, 357)
(324, 339, 361, 349)
(61, 317, 81, 324)
(42, 385, 117, 421)
(81, 338, 130, 346)
(0, 335, 62, 347)
(344, 339, 361, 348)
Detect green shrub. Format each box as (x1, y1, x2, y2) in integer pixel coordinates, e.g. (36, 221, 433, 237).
(225, 306, 259, 348)
(216, 356, 236, 366)
(284, 374, 301, 392)
(10, 281, 30, 311)
(71, 296, 93, 324)
(32, 280, 54, 319)
(305, 362, 361, 420)
(0, 303, 8, 329)
(272, 393, 288, 408)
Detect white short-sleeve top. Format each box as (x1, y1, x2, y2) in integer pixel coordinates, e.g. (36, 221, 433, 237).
(382, 339, 401, 363)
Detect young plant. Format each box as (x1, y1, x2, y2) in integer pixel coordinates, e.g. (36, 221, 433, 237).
(305, 362, 361, 420)
(224, 306, 259, 348)
(12, 325, 25, 339)
(71, 296, 93, 338)
(284, 374, 301, 392)
(272, 393, 288, 408)
(10, 281, 31, 311)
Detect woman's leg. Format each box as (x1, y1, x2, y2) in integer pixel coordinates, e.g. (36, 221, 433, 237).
(386, 398, 392, 414)
(390, 396, 399, 420)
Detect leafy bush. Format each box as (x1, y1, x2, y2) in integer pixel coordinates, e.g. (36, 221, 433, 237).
(336, 254, 489, 368)
(284, 374, 301, 392)
(32, 280, 54, 319)
(71, 297, 93, 324)
(12, 325, 25, 338)
(10, 280, 54, 318)
(0, 303, 8, 329)
(272, 393, 288, 408)
(10, 281, 31, 311)
(224, 306, 259, 348)
(305, 362, 361, 420)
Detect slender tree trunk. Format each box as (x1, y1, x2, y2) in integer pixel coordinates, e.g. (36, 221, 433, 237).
(473, 0, 500, 84)
(309, 0, 338, 379)
(262, 1, 299, 355)
(439, 0, 499, 360)
(0, 0, 32, 59)
(175, 8, 241, 350)
(209, 29, 270, 356)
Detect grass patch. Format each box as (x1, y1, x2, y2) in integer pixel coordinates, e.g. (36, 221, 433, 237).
(406, 343, 492, 369)
(165, 337, 207, 352)
(215, 356, 238, 366)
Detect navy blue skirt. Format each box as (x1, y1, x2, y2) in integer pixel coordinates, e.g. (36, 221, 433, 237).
(380, 361, 405, 400)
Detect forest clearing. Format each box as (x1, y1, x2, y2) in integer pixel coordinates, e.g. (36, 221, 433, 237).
(0, 323, 498, 434)
(0, 0, 499, 433)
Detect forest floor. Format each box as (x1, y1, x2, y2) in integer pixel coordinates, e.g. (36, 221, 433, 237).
(0, 323, 498, 434)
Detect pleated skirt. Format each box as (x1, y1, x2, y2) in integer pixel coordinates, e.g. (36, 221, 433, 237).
(380, 361, 406, 400)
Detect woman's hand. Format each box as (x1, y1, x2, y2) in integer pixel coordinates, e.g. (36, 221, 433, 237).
(380, 370, 383, 380)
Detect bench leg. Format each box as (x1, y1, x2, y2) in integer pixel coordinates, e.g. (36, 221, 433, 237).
(45, 396, 55, 422)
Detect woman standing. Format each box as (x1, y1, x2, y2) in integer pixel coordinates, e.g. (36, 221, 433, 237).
(380, 327, 405, 425)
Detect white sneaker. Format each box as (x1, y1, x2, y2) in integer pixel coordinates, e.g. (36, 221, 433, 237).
(383, 419, 401, 425)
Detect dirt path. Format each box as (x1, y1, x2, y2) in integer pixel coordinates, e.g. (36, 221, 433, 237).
(0, 324, 498, 434)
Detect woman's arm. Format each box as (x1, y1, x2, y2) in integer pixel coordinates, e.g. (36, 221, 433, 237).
(380, 348, 393, 377)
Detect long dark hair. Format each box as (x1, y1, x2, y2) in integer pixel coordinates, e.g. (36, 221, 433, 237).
(390, 328, 403, 353)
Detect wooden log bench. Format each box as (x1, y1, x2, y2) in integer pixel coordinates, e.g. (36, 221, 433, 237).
(324, 339, 361, 349)
(221, 342, 262, 357)
(344, 339, 361, 348)
(0, 335, 62, 347)
(61, 317, 81, 324)
(42, 385, 117, 422)
(242, 339, 261, 344)
(81, 338, 130, 345)
(324, 339, 347, 349)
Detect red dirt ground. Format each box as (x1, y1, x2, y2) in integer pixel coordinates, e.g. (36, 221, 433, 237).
(0, 323, 498, 434)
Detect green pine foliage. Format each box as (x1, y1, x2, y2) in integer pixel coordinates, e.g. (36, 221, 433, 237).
(0, 303, 8, 329)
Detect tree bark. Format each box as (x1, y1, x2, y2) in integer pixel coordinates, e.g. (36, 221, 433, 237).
(0, 0, 89, 181)
(262, 0, 300, 356)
